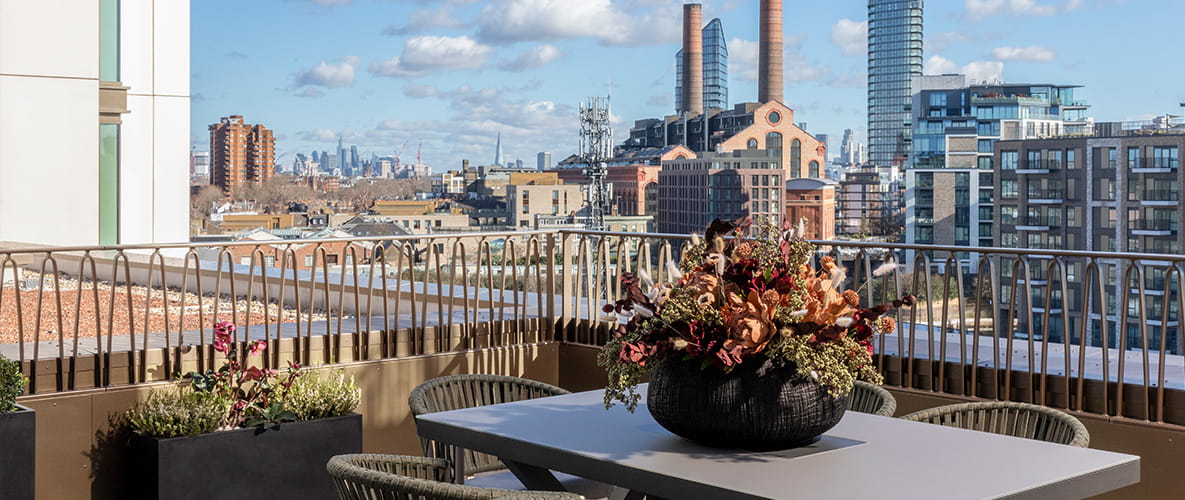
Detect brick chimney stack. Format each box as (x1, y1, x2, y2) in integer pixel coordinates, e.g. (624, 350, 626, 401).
(680, 3, 704, 114)
(759, 0, 784, 104)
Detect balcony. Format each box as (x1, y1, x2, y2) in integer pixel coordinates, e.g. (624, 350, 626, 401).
(1016, 217, 1059, 231)
(1017, 159, 1062, 174)
(1026, 189, 1065, 203)
(1131, 158, 1179, 174)
(1140, 189, 1180, 206)
(1131, 220, 1178, 236)
(3, 231, 1185, 498)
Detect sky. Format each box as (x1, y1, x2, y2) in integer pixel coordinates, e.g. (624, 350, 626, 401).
(191, 0, 1185, 172)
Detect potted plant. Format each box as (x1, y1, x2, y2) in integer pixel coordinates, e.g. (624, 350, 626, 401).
(599, 218, 914, 450)
(125, 321, 363, 500)
(0, 354, 33, 500)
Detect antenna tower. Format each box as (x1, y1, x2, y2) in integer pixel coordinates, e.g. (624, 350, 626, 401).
(579, 95, 612, 232)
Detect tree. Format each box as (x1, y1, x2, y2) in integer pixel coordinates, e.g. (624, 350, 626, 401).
(239, 175, 316, 213)
(191, 185, 224, 221)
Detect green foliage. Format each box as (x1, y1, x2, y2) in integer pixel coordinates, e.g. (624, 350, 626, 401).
(598, 329, 648, 412)
(765, 334, 883, 397)
(126, 388, 227, 438)
(0, 355, 28, 413)
(283, 370, 361, 421)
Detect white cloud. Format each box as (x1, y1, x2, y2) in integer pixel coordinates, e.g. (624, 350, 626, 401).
(925, 55, 1004, 83)
(293, 56, 359, 88)
(475, 0, 680, 46)
(991, 46, 1057, 61)
(963, 61, 1005, 83)
(297, 129, 341, 142)
(369, 36, 493, 78)
(830, 19, 867, 56)
(966, 0, 1058, 18)
(729, 36, 829, 84)
(382, 6, 468, 36)
(924, 55, 960, 75)
(498, 45, 564, 72)
(727, 38, 759, 81)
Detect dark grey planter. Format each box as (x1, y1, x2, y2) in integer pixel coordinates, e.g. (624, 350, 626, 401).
(0, 404, 35, 500)
(129, 413, 362, 500)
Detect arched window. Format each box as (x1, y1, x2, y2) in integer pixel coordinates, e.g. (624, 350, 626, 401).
(766, 132, 783, 160)
(809, 160, 820, 178)
(790, 139, 802, 176)
(747, 138, 758, 149)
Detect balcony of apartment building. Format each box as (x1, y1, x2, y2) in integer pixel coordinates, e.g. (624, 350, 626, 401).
(1016, 215, 1060, 232)
(1139, 188, 1181, 206)
(1017, 159, 1062, 174)
(1130, 219, 1178, 237)
(5, 231, 1185, 498)
(1026, 187, 1066, 203)
(1130, 157, 1180, 174)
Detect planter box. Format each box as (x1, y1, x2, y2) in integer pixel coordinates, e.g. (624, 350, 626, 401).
(0, 404, 35, 500)
(130, 413, 362, 500)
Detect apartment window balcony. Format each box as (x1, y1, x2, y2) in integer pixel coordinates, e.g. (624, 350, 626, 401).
(1016, 217, 1058, 231)
(1132, 158, 1179, 173)
(1026, 190, 1065, 203)
(1140, 190, 1181, 205)
(1018, 159, 1061, 173)
(1131, 220, 1178, 236)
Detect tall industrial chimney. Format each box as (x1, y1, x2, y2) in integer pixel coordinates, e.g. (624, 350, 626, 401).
(680, 3, 704, 114)
(759, 0, 783, 104)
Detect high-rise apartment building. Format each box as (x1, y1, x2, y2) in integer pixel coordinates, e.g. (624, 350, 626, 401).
(904, 77, 1090, 259)
(994, 132, 1185, 354)
(209, 115, 275, 196)
(676, 16, 729, 113)
(0, 0, 190, 246)
(867, 0, 923, 168)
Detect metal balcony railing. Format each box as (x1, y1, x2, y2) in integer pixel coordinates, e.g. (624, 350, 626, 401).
(1142, 190, 1181, 202)
(4, 230, 1185, 426)
(1026, 189, 1066, 200)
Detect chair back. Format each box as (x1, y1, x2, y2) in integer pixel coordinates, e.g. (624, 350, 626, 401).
(409, 375, 571, 475)
(900, 401, 1090, 447)
(849, 380, 897, 417)
(327, 454, 583, 500)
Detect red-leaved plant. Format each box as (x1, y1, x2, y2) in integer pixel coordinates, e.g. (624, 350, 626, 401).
(189, 321, 302, 429)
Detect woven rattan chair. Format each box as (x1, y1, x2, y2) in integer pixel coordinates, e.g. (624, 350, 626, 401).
(327, 454, 583, 500)
(409, 374, 572, 476)
(900, 401, 1090, 447)
(849, 380, 897, 417)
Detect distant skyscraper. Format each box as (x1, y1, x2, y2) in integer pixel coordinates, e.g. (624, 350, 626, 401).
(537, 152, 552, 171)
(867, 0, 923, 167)
(349, 145, 360, 176)
(676, 15, 728, 113)
(337, 135, 346, 173)
(209, 115, 275, 195)
(494, 132, 505, 166)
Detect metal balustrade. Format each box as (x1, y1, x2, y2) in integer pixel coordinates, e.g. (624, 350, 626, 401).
(4, 230, 1185, 426)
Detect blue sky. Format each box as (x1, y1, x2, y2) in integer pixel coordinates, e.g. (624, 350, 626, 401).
(192, 0, 1185, 172)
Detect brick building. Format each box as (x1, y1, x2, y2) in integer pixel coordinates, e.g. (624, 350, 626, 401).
(210, 115, 275, 196)
(657, 149, 787, 235)
(784, 178, 836, 240)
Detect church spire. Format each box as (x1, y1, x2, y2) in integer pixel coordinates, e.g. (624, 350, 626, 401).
(494, 131, 504, 167)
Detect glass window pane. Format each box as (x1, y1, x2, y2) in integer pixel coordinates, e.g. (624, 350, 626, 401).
(100, 0, 120, 81)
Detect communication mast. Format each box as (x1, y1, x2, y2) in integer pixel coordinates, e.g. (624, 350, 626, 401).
(579, 96, 612, 232)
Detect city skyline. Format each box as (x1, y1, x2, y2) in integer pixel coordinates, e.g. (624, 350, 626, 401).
(193, 0, 1185, 173)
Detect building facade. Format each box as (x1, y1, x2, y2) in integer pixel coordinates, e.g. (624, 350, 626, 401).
(0, 0, 190, 246)
(507, 184, 586, 229)
(785, 178, 837, 240)
(905, 76, 1090, 258)
(657, 149, 788, 235)
(836, 166, 899, 235)
(994, 133, 1185, 354)
(210, 115, 275, 196)
(867, 0, 923, 168)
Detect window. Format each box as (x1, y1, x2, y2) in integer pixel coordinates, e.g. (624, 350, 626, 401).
(978, 140, 994, 153)
(747, 138, 758, 149)
(1153, 146, 1179, 168)
(1128, 147, 1141, 169)
(1001, 151, 1018, 170)
(929, 93, 947, 107)
(1000, 206, 1018, 224)
(808, 161, 820, 178)
(916, 172, 933, 187)
(978, 156, 992, 169)
(1001, 180, 1018, 199)
(1026, 150, 1041, 169)
(100, 0, 120, 81)
(1108, 148, 1118, 169)
(1066, 149, 1077, 169)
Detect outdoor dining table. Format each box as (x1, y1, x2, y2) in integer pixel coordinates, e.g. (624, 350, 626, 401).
(413, 384, 1140, 499)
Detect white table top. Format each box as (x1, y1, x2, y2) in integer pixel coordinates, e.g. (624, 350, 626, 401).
(414, 385, 1140, 500)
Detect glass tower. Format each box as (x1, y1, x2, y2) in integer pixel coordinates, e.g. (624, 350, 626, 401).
(675, 19, 729, 113)
(702, 18, 728, 111)
(867, 0, 923, 167)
